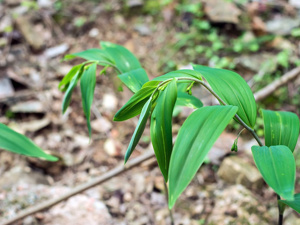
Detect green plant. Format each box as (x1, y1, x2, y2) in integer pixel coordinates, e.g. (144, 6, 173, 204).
(60, 42, 300, 224)
(0, 123, 57, 161)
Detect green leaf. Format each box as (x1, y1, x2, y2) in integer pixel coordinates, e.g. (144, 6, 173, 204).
(176, 92, 203, 108)
(118, 68, 149, 93)
(100, 42, 141, 73)
(193, 65, 257, 128)
(279, 193, 300, 213)
(124, 98, 152, 163)
(261, 109, 300, 152)
(251, 145, 295, 200)
(65, 48, 113, 65)
(151, 79, 177, 181)
(153, 70, 202, 82)
(0, 123, 58, 161)
(59, 64, 83, 91)
(168, 105, 238, 208)
(113, 81, 159, 121)
(80, 63, 97, 137)
(62, 66, 84, 114)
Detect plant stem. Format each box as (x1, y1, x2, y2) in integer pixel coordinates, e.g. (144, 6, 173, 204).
(163, 180, 175, 225)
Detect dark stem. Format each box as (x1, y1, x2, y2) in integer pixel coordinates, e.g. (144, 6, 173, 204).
(163, 180, 175, 225)
(277, 195, 284, 225)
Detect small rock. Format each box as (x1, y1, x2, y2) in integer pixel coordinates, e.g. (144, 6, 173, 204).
(88, 28, 99, 37)
(91, 117, 112, 133)
(203, 0, 241, 24)
(43, 195, 111, 225)
(284, 212, 300, 225)
(10, 101, 45, 113)
(266, 17, 300, 35)
(0, 77, 14, 99)
(37, 0, 52, 8)
(0, 15, 13, 33)
(290, 0, 300, 9)
(44, 44, 69, 59)
(126, 0, 143, 8)
(154, 176, 165, 191)
(104, 138, 118, 156)
(14, 117, 51, 133)
(208, 185, 270, 225)
(0, 166, 49, 190)
(134, 24, 151, 36)
(102, 94, 118, 111)
(237, 53, 277, 73)
(15, 16, 45, 51)
(73, 134, 90, 148)
(217, 156, 264, 190)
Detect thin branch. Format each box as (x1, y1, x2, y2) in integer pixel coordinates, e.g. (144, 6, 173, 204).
(254, 67, 300, 101)
(0, 150, 155, 225)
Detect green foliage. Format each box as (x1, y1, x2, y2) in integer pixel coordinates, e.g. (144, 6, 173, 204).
(114, 81, 159, 121)
(193, 65, 257, 128)
(168, 105, 238, 208)
(80, 63, 97, 137)
(59, 41, 300, 222)
(279, 193, 300, 213)
(261, 109, 300, 151)
(151, 79, 177, 181)
(0, 123, 58, 161)
(252, 145, 295, 200)
(124, 98, 152, 163)
(118, 68, 149, 93)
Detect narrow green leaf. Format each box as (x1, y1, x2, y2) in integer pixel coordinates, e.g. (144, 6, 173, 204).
(65, 48, 114, 65)
(168, 105, 238, 208)
(279, 193, 300, 213)
(125, 98, 152, 163)
(118, 68, 149, 93)
(62, 66, 84, 114)
(261, 109, 300, 152)
(252, 145, 295, 200)
(153, 70, 202, 82)
(80, 63, 97, 137)
(193, 64, 257, 128)
(151, 79, 177, 181)
(113, 81, 159, 121)
(0, 123, 58, 161)
(59, 64, 82, 91)
(100, 42, 141, 73)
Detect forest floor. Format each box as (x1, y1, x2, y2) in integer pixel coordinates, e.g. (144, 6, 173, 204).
(0, 0, 300, 224)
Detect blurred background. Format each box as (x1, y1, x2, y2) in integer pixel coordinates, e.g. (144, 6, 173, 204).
(0, 0, 300, 224)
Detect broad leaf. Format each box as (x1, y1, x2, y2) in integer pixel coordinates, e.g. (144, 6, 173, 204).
(151, 79, 177, 181)
(153, 70, 202, 82)
(252, 145, 295, 200)
(80, 63, 97, 137)
(64, 48, 113, 65)
(193, 65, 257, 128)
(168, 105, 238, 208)
(100, 42, 141, 73)
(261, 109, 300, 152)
(279, 193, 300, 213)
(124, 98, 152, 163)
(59, 64, 83, 91)
(62, 66, 84, 114)
(113, 81, 159, 121)
(118, 68, 149, 93)
(176, 92, 203, 108)
(0, 123, 58, 161)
